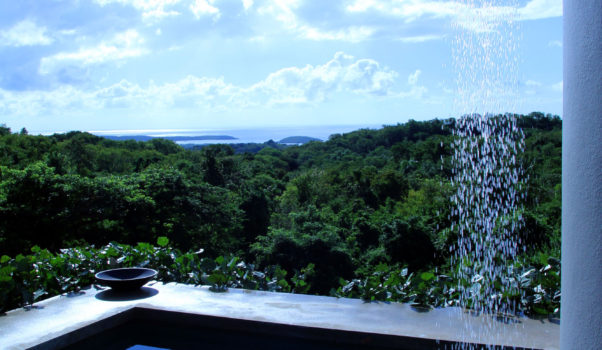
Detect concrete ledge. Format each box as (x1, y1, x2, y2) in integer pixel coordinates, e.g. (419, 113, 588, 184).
(0, 282, 559, 349)
(33, 308, 467, 350)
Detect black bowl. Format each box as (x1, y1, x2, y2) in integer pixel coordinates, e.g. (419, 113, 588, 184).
(95, 267, 157, 291)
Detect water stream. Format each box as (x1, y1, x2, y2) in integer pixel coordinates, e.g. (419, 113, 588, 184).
(450, 1, 526, 348)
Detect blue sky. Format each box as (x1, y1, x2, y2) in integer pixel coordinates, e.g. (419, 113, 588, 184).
(0, 0, 562, 134)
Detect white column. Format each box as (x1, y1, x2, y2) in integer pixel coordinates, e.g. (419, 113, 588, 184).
(561, 0, 602, 348)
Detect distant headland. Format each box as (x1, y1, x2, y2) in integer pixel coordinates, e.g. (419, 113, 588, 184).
(101, 135, 238, 142)
(278, 136, 321, 144)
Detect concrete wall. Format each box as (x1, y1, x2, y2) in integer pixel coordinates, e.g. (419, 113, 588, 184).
(561, 0, 602, 348)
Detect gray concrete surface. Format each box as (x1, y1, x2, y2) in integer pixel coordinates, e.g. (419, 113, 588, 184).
(1, 282, 558, 349)
(562, 0, 602, 348)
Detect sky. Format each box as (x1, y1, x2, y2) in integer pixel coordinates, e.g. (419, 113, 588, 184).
(0, 0, 562, 134)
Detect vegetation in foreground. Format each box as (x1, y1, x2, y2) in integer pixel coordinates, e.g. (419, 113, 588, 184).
(0, 112, 561, 316)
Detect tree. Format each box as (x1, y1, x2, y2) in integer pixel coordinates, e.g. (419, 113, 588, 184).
(0, 124, 10, 136)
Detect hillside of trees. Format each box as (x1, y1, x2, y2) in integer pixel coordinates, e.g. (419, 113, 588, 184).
(0, 112, 561, 314)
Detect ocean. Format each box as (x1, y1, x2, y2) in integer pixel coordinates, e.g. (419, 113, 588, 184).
(87, 124, 382, 145)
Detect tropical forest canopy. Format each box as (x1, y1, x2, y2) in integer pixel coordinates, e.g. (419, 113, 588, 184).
(0, 112, 561, 314)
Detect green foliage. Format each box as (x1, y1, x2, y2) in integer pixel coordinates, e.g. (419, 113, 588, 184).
(0, 164, 243, 256)
(334, 264, 455, 308)
(0, 114, 562, 316)
(515, 254, 561, 315)
(0, 239, 558, 316)
(334, 258, 560, 315)
(157, 236, 169, 247)
(251, 224, 354, 295)
(0, 124, 10, 136)
(380, 217, 437, 270)
(0, 241, 310, 313)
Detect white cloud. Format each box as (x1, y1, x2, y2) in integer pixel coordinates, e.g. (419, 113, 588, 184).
(346, 0, 562, 21)
(407, 69, 421, 85)
(257, 0, 375, 42)
(519, 0, 562, 20)
(524, 80, 542, 95)
(149, 75, 235, 108)
(248, 35, 267, 43)
(94, 80, 144, 108)
(548, 40, 562, 48)
(399, 69, 427, 98)
(190, 0, 221, 20)
(551, 81, 563, 92)
(94, 0, 181, 21)
(257, 0, 302, 31)
(0, 20, 54, 47)
(346, 0, 512, 34)
(242, 0, 254, 11)
(3, 52, 403, 116)
(0, 85, 90, 117)
(299, 26, 375, 43)
(397, 34, 445, 43)
(345, 0, 504, 33)
(0, 76, 233, 116)
(346, 0, 560, 34)
(453, 4, 518, 33)
(246, 52, 398, 105)
(59, 29, 78, 36)
(39, 30, 148, 75)
(525, 80, 542, 87)
(346, 0, 462, 22)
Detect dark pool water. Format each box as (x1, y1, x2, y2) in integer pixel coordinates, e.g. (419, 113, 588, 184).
(52, 307, 514, 350)
(62, 318, 375, 350)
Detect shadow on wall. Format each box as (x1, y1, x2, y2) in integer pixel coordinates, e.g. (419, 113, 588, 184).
(95, 287, 159, 302)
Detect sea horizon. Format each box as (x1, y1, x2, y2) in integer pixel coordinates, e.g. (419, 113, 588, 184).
(35, 124, 384, 145)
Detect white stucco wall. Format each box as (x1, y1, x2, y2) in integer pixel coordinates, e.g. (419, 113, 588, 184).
(561, 0, 602, 348)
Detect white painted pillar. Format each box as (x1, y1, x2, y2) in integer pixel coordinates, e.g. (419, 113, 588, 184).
(561, 0, 602, 348)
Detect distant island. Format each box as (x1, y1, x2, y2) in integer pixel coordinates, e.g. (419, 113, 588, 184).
(98, 134, 322, 146)
(278, 136, 322, 144)
(100, 135, 238, 142)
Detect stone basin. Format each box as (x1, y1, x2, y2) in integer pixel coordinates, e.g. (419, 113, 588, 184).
(95, 268, 157, 291)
